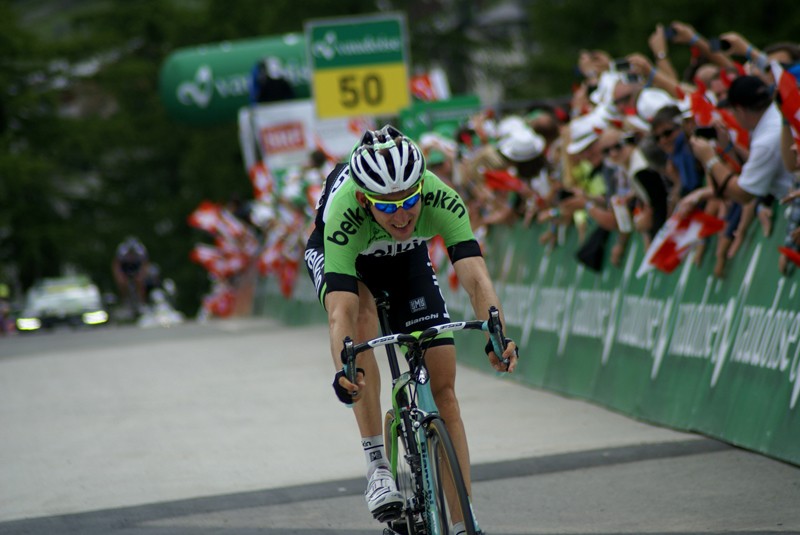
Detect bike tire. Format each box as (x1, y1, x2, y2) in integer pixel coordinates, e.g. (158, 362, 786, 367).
(384, 409, 419, 535)
(425, 417, 477, 535)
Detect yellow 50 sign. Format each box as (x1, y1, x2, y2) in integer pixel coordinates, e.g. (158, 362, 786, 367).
(313, 64, 409, 119)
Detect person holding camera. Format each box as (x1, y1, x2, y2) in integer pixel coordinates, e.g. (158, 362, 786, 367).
(678, 76, 794, 231)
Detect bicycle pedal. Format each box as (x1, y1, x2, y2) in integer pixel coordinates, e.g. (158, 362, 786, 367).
(372, 501, 403, 523)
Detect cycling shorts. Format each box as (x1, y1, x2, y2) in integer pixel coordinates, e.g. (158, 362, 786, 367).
(305, 229, 454, 346)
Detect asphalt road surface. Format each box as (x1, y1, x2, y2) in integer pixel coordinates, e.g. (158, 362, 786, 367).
(1, 318, 798, 534)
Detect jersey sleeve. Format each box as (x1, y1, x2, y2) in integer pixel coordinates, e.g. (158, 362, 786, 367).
(418, 172, 481, 261)
(321, 182, 371, 292)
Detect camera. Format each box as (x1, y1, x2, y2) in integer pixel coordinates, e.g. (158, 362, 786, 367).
(709, 37, 732, 53)
(694, 126, 717, 140)
(613, 58, 631, 72)
(663, 25, 677, 41)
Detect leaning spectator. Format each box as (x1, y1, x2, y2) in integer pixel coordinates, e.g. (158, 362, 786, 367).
(559, 128, 633, 266)
(779, 142, 800, 274)
(543, 111, 613, 244)
(605, 127, 669, 249)
(649, 105, 703, 207)
(679, 75, 795, 225)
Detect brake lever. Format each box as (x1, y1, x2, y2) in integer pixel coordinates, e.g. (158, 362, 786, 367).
(342, 337, 357, 385)
(487, 306, 510, 368)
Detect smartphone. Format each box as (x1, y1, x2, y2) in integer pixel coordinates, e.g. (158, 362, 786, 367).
(694, 126, 717, 140)
(663, 26, 677, 41)
(623, 72, 641, 84)
(613, 58, 631, 72)
(557, 189, 575, 201)
(709, 37, 732, 53)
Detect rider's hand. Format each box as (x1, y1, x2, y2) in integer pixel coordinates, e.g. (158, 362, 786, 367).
(485, 338, 520, 373)
(332, 367, 366, 405)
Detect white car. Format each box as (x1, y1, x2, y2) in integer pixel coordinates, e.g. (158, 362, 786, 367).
(16, 276, 109, 332)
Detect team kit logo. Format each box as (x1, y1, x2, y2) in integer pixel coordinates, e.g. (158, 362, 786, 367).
(409, 297, 427, 313)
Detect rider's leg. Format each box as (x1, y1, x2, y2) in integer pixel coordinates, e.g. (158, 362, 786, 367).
(352, 282, 403, 520)
(352, 281, 382, 439)
(426, 343, 471, 522)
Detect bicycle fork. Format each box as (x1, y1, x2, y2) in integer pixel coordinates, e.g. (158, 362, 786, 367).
(388, 378, 451, 534)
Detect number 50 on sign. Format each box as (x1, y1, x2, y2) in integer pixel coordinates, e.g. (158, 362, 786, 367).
(313, 64, 408, 118)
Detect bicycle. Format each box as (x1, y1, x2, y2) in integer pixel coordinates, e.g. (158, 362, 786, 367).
(341, 295, 511, 535)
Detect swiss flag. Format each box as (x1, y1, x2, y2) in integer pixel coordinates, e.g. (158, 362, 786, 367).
(249, 161, 275, 203)
(636, 209, 725, 278)
(771, 60, 800, 153)
(410, 74, 437, 101)
(188, 201, 223, 234)
(689, 86, 749, 150)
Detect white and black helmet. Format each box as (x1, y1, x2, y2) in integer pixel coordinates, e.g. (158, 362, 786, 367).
(349, 125, 425, 195)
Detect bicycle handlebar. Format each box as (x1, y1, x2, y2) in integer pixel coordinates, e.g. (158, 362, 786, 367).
(341, 306, 511, 383)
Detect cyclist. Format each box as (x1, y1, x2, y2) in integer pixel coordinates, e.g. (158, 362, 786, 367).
(112, 236, 149, 315)
(303, 125, 519, 530)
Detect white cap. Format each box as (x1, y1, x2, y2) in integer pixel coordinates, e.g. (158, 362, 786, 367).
(496, 115, 528, 139)
(566, 111, 607, 155)
(497, 128, 546, 162)
(635, 88, 678, 122)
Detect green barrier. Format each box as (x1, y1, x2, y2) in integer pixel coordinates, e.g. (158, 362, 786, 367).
(253, 216, 800, 466)
(443, 217, 800, 467)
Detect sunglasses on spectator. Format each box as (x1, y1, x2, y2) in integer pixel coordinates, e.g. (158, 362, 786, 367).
(653, 127, 677, 142)
(602, 142, 624, 156)
(364, 183, 423, 214)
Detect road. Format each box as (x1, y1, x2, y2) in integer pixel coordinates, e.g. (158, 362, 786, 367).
(0, 318, 798, 534)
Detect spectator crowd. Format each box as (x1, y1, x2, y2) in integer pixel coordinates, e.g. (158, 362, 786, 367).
(419, 21, 800, 279)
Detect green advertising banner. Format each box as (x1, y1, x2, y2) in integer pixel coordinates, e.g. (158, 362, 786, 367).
(159, 34, 310, 125)
(253, 213, 800, 466)
(399, 94, 483, 140)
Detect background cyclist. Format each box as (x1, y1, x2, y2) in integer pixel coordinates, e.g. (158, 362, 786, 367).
(112, 236, 150, 317)
(303, 125, 519, 532)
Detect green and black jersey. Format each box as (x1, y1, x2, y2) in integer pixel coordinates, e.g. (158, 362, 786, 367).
(306, 163, 481, 299)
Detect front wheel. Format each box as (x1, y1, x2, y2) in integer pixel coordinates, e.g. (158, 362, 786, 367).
(425, 418, 477, 535)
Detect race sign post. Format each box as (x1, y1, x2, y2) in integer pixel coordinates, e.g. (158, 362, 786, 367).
(305, 13, 410, 119)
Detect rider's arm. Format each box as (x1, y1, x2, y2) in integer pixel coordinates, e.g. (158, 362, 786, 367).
(452, 255, 518, 373)
(325, 290, 359, 370)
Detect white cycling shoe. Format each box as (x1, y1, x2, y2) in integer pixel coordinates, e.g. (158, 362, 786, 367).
(366, 467, 404, 522)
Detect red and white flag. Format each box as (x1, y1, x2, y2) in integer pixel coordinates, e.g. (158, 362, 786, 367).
(249, 161, 275, 203)
(771, 60, 800, 153)
(483, 169, 527, 192)
(778, 246, 800, 267)
(688, 86, 749, 151)
(636, 209, 725, 278)
(187, 201, 223, 234)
